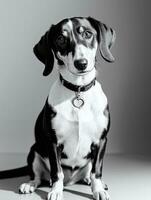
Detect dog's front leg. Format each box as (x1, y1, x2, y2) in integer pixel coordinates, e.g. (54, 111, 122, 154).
(47, 143, 64, 200)
(91, 137, 109, 200)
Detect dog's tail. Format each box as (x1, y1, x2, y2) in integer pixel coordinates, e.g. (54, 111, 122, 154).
(0, 166, 29, 179)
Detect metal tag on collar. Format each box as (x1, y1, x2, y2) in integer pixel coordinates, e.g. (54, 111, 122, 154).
(72, 87, 84, 109)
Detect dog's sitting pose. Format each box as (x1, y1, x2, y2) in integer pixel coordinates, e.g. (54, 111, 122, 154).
(3, 17, 116, 200)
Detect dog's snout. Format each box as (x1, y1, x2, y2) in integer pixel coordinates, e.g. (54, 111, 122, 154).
(74, 59, 88, 71)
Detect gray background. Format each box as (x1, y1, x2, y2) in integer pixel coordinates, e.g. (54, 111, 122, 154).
(0, 0, 150, 155)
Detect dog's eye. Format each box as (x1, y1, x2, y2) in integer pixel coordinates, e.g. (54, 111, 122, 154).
(83, 30, 93, 39)
(56, 35, 66, 46)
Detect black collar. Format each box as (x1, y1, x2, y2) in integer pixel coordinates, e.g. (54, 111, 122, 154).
(59, 74, 96, 92)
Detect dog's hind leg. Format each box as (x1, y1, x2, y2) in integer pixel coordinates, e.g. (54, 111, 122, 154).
(63, 162, 92, 186)
(83, 162, 92, 185)
(19, 151, 50, 194)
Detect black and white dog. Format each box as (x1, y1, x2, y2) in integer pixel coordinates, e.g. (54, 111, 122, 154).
(1, 17, 116, 200)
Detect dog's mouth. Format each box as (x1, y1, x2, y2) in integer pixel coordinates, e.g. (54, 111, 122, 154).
(77, 70, 90, 75)
(69, 67, 94, 76)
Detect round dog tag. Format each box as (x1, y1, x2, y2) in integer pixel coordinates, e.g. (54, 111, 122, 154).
(72, 96, 84, 109)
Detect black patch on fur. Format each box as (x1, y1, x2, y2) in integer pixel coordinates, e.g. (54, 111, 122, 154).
(61, 152, 68, 159)
(87, 17, 100, 43)
(48, 142, 62, 183)
(103, 23, 108, 31)
(91, 138, 107, 178)
(87, 17, 115, 63)
(33, 28, 55, 76)
(51, 17, 97, 60)
(71, 18, 96, 51)
(58, 144, 68, 159)
(84, 152, 92, 159)
(89, 104, 110, 178)
(84, 104, 110, 163)
(32, 98, 63, 183)
(103, 104, 111, 135)
(34, 99, 57, 148)
(51, 18, 73, 57)
(61, 165, 80, 171)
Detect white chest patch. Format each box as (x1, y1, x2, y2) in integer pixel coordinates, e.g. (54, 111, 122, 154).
(48, 79, 108, 168)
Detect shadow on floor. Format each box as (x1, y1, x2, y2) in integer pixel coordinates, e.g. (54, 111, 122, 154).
(64, 188, 93, 199)
(0, 176, 92, 200)
(35, 189, 47, 200)
(0, 177, 47, 200)
(0, 176, 29, 193)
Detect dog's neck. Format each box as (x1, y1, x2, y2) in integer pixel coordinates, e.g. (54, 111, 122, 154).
(59, 74, 96, 93)
(59, 67, 96, 86)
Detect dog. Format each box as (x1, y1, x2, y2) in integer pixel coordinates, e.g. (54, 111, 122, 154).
(0, 17, 115, 200)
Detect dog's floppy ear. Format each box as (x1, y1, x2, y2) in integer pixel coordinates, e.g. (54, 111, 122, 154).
(33, 26, 54, 76)
(88, 17, 116, 62)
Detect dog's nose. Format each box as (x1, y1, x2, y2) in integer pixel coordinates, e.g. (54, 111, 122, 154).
(74, 59, 88, 71)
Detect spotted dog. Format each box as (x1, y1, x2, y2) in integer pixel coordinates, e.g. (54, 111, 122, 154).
(7, 17, 116, 200)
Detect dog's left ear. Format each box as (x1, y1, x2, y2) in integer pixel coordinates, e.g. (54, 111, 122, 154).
(33, 26, 54, 76)
(88, 17, 116, 62)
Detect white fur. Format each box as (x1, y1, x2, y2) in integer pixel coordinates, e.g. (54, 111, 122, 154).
(48, 71, 108, 169)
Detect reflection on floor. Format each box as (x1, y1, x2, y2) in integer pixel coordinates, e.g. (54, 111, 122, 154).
(0, 154, 151, 200)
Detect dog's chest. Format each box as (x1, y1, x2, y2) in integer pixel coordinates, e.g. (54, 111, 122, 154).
(48, 80, 108, 167)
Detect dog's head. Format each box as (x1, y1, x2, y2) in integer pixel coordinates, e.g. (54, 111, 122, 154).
(34, 17, 116, 76)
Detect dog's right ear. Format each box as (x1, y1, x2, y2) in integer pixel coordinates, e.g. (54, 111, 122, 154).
(33, 26, 54, 76)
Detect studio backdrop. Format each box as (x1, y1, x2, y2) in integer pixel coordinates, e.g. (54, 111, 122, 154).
(0, 0, 150, 155)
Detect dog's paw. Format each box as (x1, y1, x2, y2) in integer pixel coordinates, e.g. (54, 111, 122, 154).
(19, 181, 39, 194)
(47, 181, 63, 200)
(47, 189, 63, 200)
(93, 189, 110, 200)
(91, 178, 110, 200)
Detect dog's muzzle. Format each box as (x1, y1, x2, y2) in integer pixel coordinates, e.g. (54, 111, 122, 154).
(74, 59, 88, 71)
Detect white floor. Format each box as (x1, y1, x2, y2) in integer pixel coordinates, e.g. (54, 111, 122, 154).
(0, 154, 151, 200)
